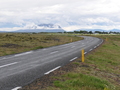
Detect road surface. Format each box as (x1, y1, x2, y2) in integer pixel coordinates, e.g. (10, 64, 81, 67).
(0, 36, 103, 90)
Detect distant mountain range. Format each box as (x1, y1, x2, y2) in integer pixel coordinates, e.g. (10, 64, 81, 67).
(25, 24, 62, 29)
(0, 31, 7, 32)
(0, 24, 65, 33)
(74, 29, 120, 32)
(15, 29, 65, 33)
(1, 24, 120, 33)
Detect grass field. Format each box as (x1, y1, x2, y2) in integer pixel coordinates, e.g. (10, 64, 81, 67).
(1, 33, 119, 90)
(0, 33, 82, 56)
(20, 35, 120, 90)
(51, 35, 120, 90)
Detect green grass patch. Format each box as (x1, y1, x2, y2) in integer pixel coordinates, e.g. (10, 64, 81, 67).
(53, 73, 112, 90)
(72, 62, 80, 65)
(32, 46, 44, 50)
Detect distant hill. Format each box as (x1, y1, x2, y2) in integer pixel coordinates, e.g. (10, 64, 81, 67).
(73, 29, 120, 32)
(38, 24, 62, 29)
(14, 29, 65, 33)
(15, 24, 65, 32)
(0, 24, 65, 33)
(109, 29, 120, 32)
(0, 31, 7, 33)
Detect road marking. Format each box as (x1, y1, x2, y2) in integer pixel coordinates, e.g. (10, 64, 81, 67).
(101, 40, 103, 43)
(0, 57, 9, 61)
(44, 66, 61, 75)
(42, 49, 47, 50)
(0, 56, 15, 61)
(94, 46, 97, 48)
(50, 51, 58, 54)
(2, 57, 6, 60)
(15, 51, 33, 57)
(89, 49, 93, 51)
(84, 52, 87, 54)
(62, 43, 69, 46)
(0, 62, 18, 68)
(97, 44, 99, 46)
(70, 57, 78, 62)
(11, 87, 22, 90)
(71, 46, 75, 48)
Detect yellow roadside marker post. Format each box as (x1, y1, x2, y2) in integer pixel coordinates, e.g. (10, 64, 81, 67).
(71, 38, 72, 42)
(106, 37, 108, 41)
(104, 87, 109, 90)
(81, 49, 85, 62)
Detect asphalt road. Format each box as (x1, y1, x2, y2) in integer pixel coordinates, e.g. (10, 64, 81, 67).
(0, 36, 103, 90)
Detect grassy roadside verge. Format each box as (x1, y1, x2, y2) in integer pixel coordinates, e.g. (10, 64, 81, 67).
(0, 33, 82, 56)
(20, 35, 120, 90)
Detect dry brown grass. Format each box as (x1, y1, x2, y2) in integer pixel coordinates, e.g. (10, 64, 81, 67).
(0, 33, 83, 56)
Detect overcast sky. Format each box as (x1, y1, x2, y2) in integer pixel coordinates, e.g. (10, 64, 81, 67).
(0, 0, 120, 31)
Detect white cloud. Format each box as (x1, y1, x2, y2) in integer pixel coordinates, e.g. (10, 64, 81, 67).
(1, 0, 120, 31)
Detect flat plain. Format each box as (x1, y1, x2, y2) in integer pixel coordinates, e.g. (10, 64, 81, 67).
(0, 33, 82, 56)
(20, 35, 120, 90)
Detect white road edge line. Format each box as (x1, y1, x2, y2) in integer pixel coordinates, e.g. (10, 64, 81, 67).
(44, 66, 61, 75)
(0, 62, 18, 68)
(100, 40, 103, 45)
(15, 51, 33, 57)
(94, 46, 97, 48)
(50, 51, 58, 54)
(11, 87, 22, 90)
(0, 51, 33, 60)
(97, 40, 103, 46)
(84, 52, 87, 54)
(0, 56, 15, 61)
(97, 44, 99, 46)
(70, 57, 78, 62)
(89, 49, 93, 51)
(42, 49, 47, 50)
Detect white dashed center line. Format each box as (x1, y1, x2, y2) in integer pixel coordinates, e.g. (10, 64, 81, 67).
(50, 51, 59, 54)
(2, 57, 6, 60)
(71, 46, 75, 48)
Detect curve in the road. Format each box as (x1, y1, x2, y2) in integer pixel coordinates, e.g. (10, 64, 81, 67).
(0, 36, 103, 90)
